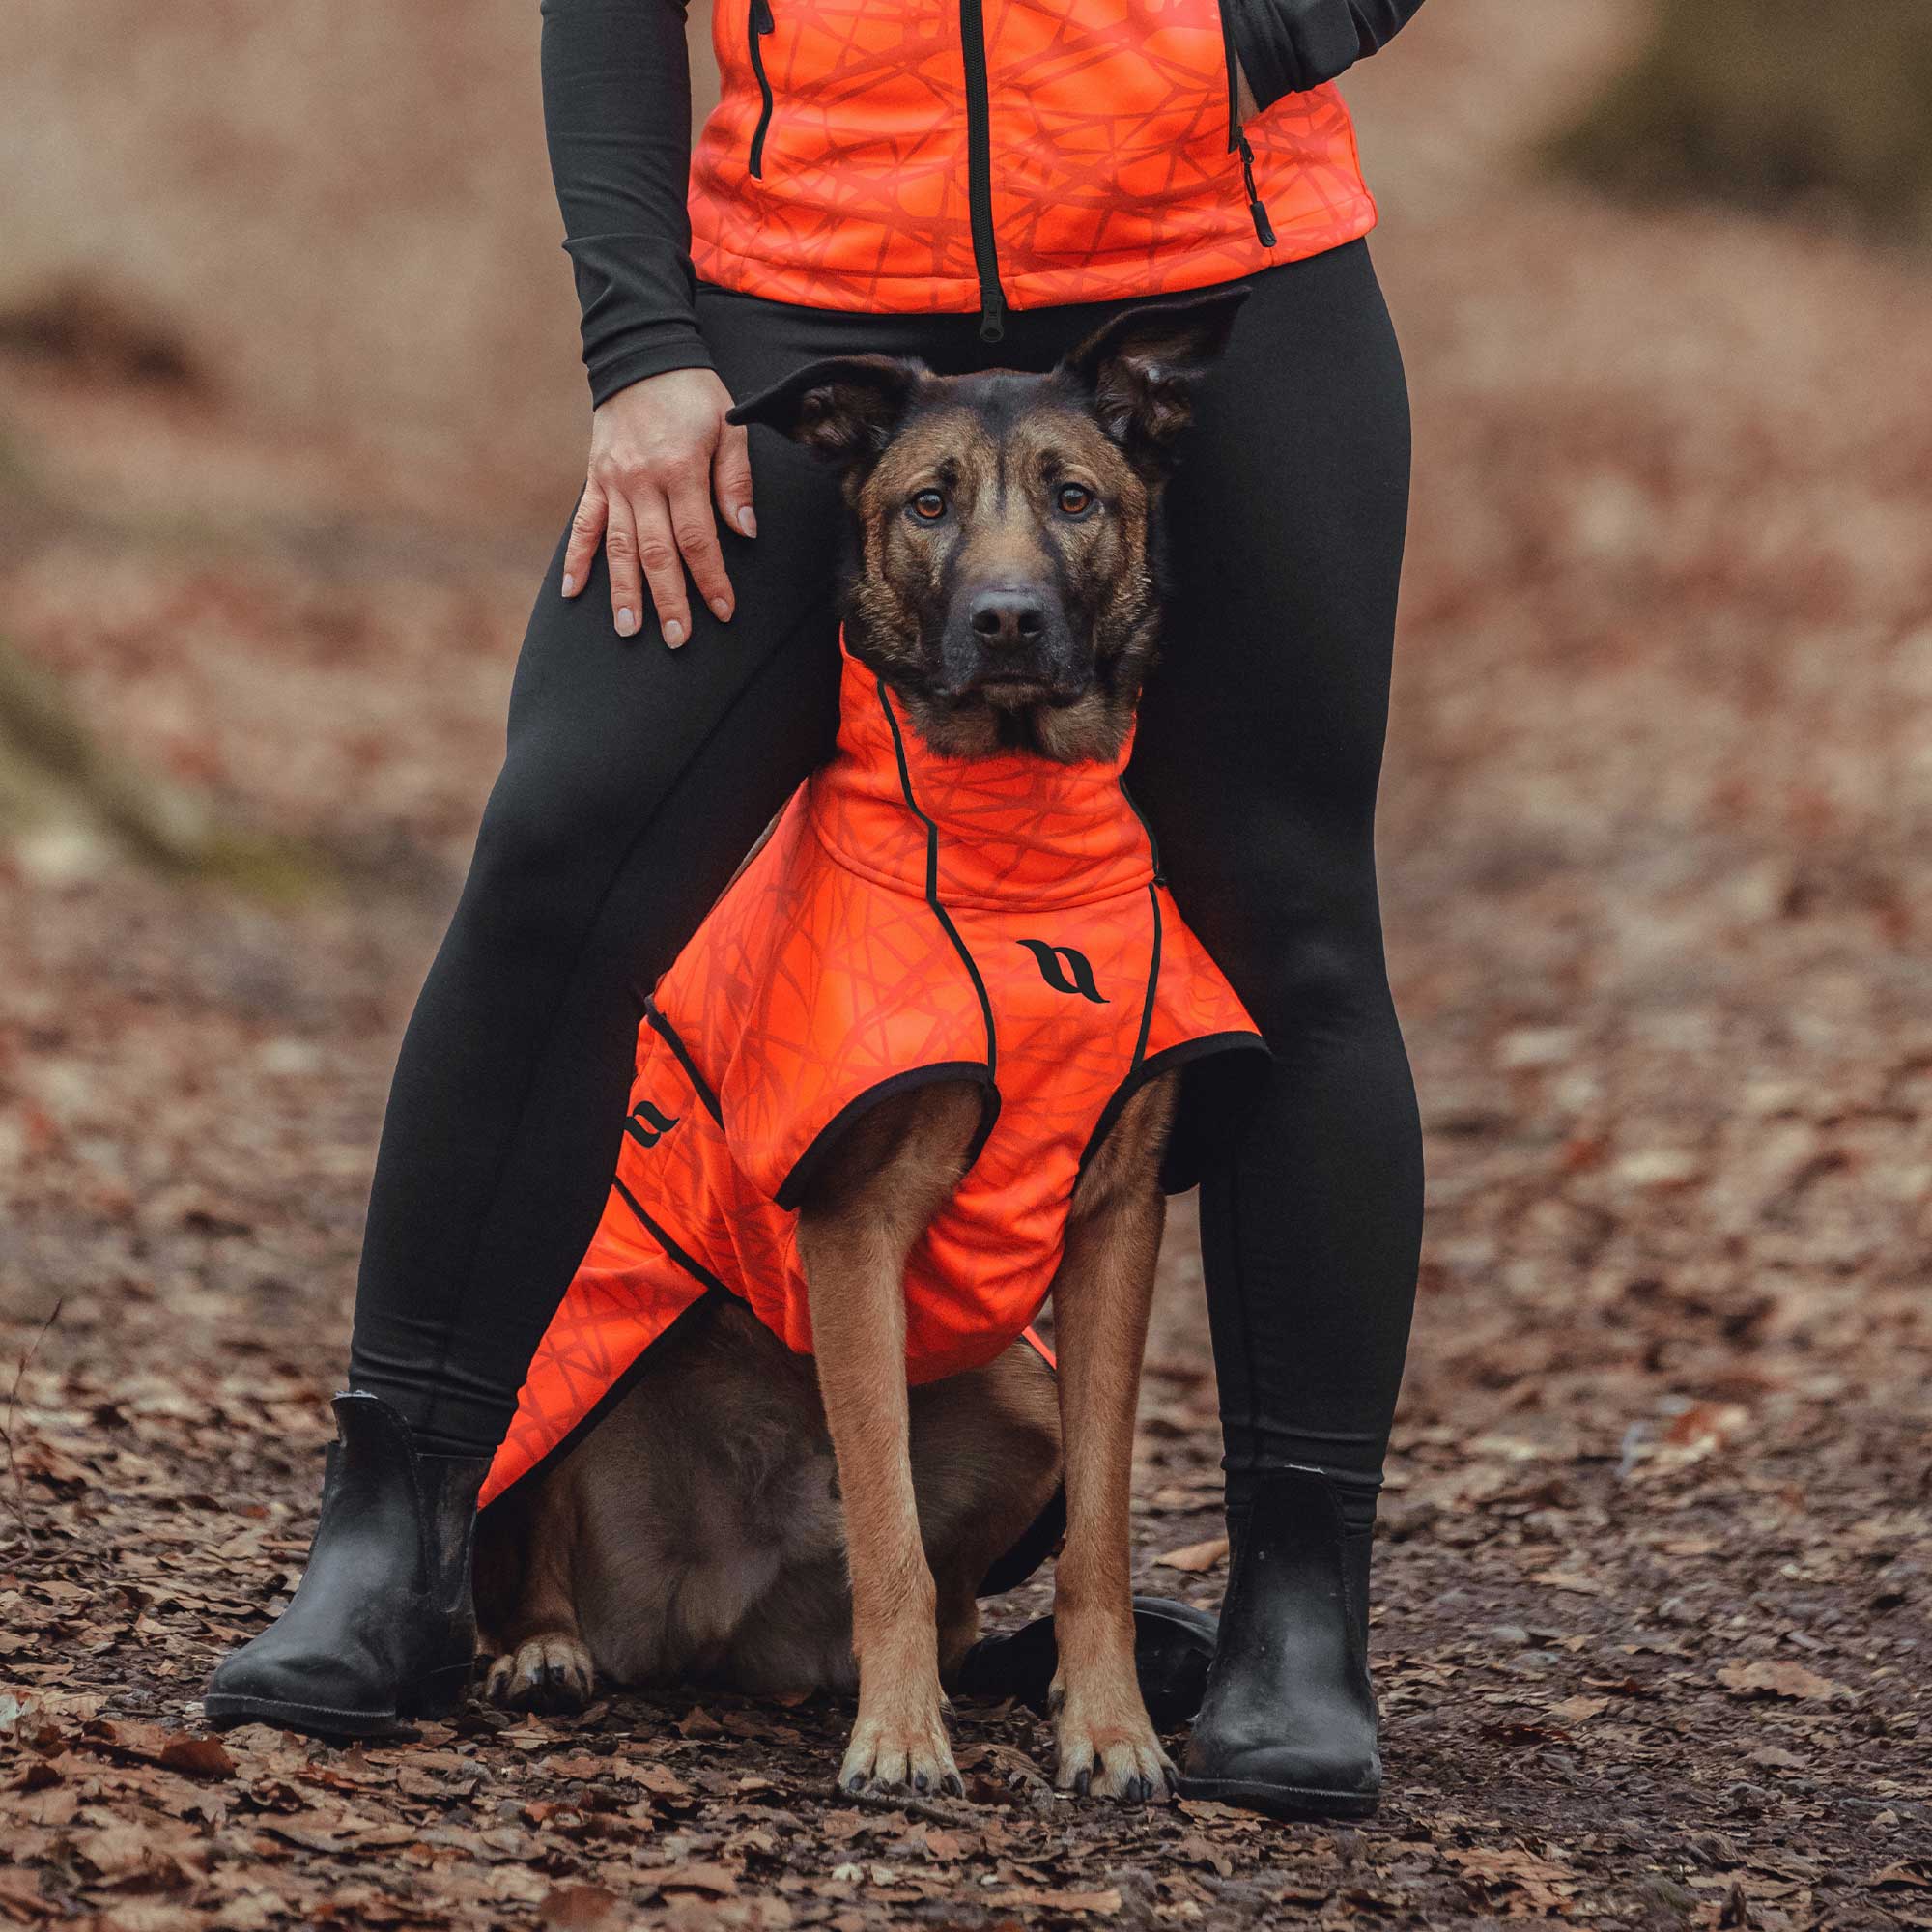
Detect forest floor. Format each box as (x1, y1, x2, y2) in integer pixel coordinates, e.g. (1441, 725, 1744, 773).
(2, 5, 1929, 1927)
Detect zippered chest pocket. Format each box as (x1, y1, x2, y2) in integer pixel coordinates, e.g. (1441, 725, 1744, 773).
(747, 0, 777, 178)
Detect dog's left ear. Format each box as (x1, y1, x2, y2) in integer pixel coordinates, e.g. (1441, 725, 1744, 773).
(726, 354, 929, 473)
(1057, 286, 1250, 470)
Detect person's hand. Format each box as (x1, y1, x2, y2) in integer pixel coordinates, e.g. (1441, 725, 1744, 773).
(561, 366, 754, 647)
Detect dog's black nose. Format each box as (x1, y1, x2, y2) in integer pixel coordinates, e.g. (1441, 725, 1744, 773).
(967, 586, 1046, 651)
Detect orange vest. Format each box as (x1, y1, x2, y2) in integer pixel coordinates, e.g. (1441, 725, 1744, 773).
(687, 0, 1377, 327)
(483, 639, 1264, 1507)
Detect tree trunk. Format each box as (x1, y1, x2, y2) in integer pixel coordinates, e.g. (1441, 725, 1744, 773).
(1548, 0, 1932, 241)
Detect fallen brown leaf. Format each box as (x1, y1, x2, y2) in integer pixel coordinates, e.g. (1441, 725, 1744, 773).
(643, 1861, 739, 1898)
(539, 1884, 626, 1928)
(1717, 1661, 1855, 1705)
(1547, 1695, 1611, 1725)
(1153, 1535, 1229, 1574)
(984, 1888, 1123, 1915)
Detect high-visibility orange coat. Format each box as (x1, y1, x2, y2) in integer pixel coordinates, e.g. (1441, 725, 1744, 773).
(686, 0, 1378, 327)
(482, 638, 1265, 1509)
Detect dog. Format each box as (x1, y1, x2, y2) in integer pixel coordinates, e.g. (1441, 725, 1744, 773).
(472, 287, 1262, 1804)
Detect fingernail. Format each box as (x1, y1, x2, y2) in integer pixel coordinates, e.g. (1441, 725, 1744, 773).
(615, 607, 637, 636)
(736, 506, 757, 538)
(710, 598, 731, 622)
(560, 572, 577, 597)
(663, 619, 686, 648)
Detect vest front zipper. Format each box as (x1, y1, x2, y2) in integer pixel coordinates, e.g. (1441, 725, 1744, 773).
(1216, 2, 1276, 248)
(747, 0, 777, 179)
(957, 0, 1006, 342)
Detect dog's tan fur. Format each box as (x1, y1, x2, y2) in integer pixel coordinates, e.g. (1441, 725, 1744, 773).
(476, 292, 1249, 1803)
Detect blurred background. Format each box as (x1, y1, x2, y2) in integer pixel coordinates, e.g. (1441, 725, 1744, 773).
(2, 2, 1928, 1920)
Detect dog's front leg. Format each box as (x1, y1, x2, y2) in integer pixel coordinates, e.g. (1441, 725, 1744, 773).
(1049, 1073, 1179, 1803)
(795, 1083, 983, 1797)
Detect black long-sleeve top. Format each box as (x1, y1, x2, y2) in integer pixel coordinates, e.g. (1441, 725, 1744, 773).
(540, 0, 1426, 408)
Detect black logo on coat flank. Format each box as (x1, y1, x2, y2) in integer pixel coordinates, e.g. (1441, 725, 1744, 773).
(1017, 941, 1107, 1004)
(623, 1099, 680, 1149)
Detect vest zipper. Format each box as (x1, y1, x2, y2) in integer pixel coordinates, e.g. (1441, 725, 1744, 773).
(1217, 2, 1276, 248)
(1237, 133, 1276, 248)
(747, 0, 776, 180)
(957, 0, 1006, 342)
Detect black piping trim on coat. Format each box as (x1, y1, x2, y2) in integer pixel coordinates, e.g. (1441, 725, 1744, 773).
(774, 1063, 1002, 1212)
(1131, 885, 1163, 1067)
(1076, 1030, 1271, 1187)
(643, 996, 724, 1129)
(1117, 776, 1165, 1073)
(476, 1285, 729, 1513)
(612, 1177, 731, 1295)
(874, 676, 998, 1081)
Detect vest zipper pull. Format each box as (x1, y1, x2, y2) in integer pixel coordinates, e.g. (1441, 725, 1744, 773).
(1237, 133, 1276, 249)
(979, 286, 1006, 344)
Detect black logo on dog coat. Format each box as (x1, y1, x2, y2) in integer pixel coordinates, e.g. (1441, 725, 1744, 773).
(623, 1098, 680, 1149)
(1017, 941, 1108, 1004)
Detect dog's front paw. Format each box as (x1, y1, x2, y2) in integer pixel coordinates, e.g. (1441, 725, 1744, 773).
(485, 1633, 595, 1716)
(838, 1703, 963, 1800)
(1051, 1676, 1178, 1804)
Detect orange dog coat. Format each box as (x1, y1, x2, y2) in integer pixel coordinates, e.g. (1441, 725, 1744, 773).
(483, 638, 1265, 1508)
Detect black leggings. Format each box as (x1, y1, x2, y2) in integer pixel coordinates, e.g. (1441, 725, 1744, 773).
(348, 239, 1423, 1523)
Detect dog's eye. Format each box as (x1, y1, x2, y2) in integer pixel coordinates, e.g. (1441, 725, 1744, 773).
(1056, 483, 1095, 517)
(909, 489, 947, 521)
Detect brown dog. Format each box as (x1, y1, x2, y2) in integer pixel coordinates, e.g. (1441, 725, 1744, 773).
(474, 289, 1249, 1804)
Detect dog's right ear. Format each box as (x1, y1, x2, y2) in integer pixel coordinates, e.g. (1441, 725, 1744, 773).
(726, 355, 928, 472)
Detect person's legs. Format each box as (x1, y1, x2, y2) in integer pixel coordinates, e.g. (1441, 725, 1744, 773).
(1122, 241, 1421, 1812)
(1134, 239, 1421, 1510)
(209, 292, 922, 1733)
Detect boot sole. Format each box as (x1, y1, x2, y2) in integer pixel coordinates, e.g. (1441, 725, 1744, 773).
(1177, 1775, 1380, 1821)
(204, 1662, 473, 1741)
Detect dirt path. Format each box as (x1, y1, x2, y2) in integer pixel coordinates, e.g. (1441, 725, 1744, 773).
(3, 4, 1929, 1925)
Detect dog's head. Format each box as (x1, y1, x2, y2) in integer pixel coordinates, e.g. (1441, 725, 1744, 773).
(728, 288, 1248, 762)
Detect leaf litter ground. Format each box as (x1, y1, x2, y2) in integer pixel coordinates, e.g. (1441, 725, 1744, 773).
(2, 5, 1929, 1925)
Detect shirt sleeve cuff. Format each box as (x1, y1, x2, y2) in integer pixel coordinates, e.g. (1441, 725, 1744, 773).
(588, 332, 717, 410)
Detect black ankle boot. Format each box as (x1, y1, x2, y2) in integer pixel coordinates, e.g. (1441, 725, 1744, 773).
(204, 1392, 490, 1738)
(954, 1596, 1221, 1731)
(1178, 1467, 1380, 1818)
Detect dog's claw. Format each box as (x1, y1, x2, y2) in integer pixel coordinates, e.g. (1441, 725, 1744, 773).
(943, 1773, 965, 1798)
(485, 1633, 594, 1718)
(1054, 1693, 1178, 1803)
(837, 1706, 959, 1804)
